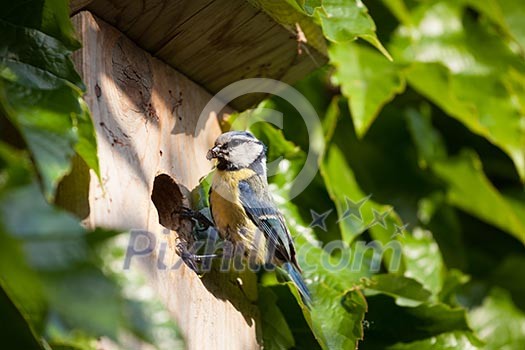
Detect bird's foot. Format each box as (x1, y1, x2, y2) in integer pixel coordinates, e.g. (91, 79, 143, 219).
(176, 241, 222, 273)
(177, 207, 214, 230)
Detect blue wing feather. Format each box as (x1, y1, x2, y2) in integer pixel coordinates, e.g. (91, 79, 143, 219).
(238, 175, 310, 305)
(238, 177, 295, 264)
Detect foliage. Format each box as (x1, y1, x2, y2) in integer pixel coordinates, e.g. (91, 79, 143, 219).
(2, 0, 525, 350)
(250, 0, 525, 349)
(0, 1, 183, 349)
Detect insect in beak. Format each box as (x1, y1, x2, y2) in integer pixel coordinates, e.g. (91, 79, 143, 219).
(206, 146, 221, 160)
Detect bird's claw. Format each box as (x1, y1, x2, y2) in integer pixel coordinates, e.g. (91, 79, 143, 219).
(178, 206, 214, 230)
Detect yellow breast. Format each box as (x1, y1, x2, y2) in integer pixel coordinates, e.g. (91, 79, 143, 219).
(210, 168, 267, 264)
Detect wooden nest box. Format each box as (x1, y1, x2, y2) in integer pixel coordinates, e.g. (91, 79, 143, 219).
(66, 1, 326, 349)
(72, 0, 327, 109)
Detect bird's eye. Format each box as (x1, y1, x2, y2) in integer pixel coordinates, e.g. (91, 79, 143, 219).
(228, 139, 242, 148)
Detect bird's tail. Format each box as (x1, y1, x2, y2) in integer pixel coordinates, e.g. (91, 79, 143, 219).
(283, 262, 312, 307)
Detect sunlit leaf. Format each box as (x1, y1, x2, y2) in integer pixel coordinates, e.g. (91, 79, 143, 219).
(399, 228, 445, 297)
(250, 0, 327, 54)
(462, 0, 525, 53)
(279, 199, 371, 349)
(310, 283, 367, 349)
(469, 288, 525, 350)
(391, 1, 525, 180)
(364, 274, 432, 306)
(316, 0, 391, 59)
(74, 100, 100, 179)
(293, 0, 322, 16)
(386, 331, 482, 350)
(329, 42, 405, 137)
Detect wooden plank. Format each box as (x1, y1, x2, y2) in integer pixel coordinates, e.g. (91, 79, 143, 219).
(70, 0, 93, 14)
(72, 0, 327, 109)
(70, 11, 260, 349)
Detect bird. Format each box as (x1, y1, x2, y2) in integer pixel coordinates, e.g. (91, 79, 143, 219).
(206, 130, 311, 304)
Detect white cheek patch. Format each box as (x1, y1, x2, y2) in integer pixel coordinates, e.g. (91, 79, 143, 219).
(229, 142, 264, 168)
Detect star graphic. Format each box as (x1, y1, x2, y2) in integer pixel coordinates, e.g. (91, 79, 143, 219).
(370, 208, 390, 229)
(391, 223, 409, 238)
(337, 195, 371, 223)
(309, 209, 333, 231)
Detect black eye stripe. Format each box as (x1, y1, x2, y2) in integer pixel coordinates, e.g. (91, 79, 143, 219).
(228, 139, 243, 148)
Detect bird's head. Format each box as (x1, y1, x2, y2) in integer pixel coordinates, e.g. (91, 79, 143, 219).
(207, 131, 267, 171)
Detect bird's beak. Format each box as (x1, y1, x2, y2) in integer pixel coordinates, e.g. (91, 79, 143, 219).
(206, 146, 220, 160)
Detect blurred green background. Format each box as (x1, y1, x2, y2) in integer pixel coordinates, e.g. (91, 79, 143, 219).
(1, 0, 525, 349)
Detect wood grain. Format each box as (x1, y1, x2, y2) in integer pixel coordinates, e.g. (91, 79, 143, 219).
(71, 0, 327, 109)
(70, 11, 260, 349)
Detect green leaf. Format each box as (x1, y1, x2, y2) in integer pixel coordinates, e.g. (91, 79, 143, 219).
(0, 286, 46, 350)
(406, 107, 525, 245)
(321, 143, 383, 242)
(316, 0, 391, 59)
(386, 331, 482, 350)
(0, 182, 84, 239)
(259, 286, 295, 350)
(0, 20, 83, 90)
(381, 0, 412, 25)
(365, 274, 432, 306)
(432, 151, 525, 245)
(279, 200, 371, 350)
(310, 284, 367, 349)
(495, 0, 525, 53)
(0, 83, 79, 200)
(259, 137, 372, 349)
(364, 295, 475, 347)
(438, 269, 470, 307)
(399, 228, 445, 297)
(43, 265, 122, 340)
(418, 194, 468, 270)
(249, 0, 327, 55)
(405, 108, 447, 168)
(321, 142, 446, 296)
(0, 0, 80, 50)
(0, 19, 99, 199)
(469, 288, 525, 350)
(190, 172, 213, 211)
(294, 0, 322, 16)
(74, 100, 100, 179)
(40, 0, 81, 50)
(462, 0, 525, 53)
(0, 231, 48, 336)
(264, 121, 453, 349)
(0, 141, 33, 189)
(329, 42, 405, 137)
(247, 114, 303, 162)
(489, 255, 525, 311)
(0, 153, 127, 345)
(390, 1, 525, 180)
(263, 284, 321, 350)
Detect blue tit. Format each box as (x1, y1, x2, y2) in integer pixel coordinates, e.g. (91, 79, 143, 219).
(206, 131, 311, 304)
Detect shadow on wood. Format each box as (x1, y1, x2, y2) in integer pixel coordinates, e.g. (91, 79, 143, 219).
(150, 173, 260, 328)
(71, 0, 328, 109)
(68, 11, 261, 349)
